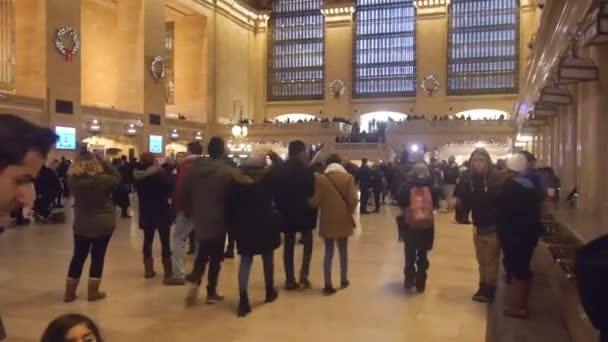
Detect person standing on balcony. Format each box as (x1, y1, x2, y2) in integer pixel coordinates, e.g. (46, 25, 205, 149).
(268, 140, 317, 290)
(458, 148, 506, 303)
(356, 158, 373, 214)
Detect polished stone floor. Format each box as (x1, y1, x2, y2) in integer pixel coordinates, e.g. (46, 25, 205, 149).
(1, 205, 490, 342)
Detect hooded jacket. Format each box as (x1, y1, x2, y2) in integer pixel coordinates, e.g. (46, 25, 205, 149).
(458, 148, 506, 233)
(497, 172, 543, 243)
(181, 157, 245, 241)
(134, 165, 174, 230)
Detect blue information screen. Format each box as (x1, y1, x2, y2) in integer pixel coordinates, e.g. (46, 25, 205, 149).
(149, 135, 163, 154)
(55, 126, 76, 150)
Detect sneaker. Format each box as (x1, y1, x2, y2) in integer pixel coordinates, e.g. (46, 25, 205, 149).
(299, 278, 312, 290)
(265, 288, 279, 303)
(340, 280, 350, 289)
(285, 281, 299, 291)
(185, 285, 199, 307)
(323, 286, 336, 296)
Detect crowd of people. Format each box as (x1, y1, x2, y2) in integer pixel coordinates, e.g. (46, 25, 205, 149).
(1, 113, 608, 342)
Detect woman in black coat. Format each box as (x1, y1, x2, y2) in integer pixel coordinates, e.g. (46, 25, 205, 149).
(134, 153, 174, 281)
(227, 158, 281, 317)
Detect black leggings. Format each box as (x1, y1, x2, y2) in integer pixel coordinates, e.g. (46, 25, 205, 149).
(190, 236, 225, 287)
(68, 234, 112, 279)
(502, 238, 538, 281)
(142, 226, 171, 260)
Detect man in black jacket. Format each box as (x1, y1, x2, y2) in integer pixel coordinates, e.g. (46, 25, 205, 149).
(356, 158, 373, 214)
(269, 140, 317, 290)
(458, 148, 506, 303)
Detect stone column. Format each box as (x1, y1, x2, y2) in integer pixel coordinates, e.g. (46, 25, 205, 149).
(252, 15, 269, 124)
(322, 3, 354, 121)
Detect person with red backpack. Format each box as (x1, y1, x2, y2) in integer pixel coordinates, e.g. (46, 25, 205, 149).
(397, 163, 438, 293)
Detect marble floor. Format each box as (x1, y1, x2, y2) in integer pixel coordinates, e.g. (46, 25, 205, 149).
(0, 205, 490, 342)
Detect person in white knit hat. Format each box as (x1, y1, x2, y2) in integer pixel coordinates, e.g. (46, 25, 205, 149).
(497, 152, 543, 319)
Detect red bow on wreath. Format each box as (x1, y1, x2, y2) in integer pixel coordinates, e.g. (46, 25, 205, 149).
(64, 49, 73, 62)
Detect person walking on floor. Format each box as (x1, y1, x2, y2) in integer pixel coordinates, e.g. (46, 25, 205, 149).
(65, 151, 120, 303)
(497, 153, 543, 319)
(355, 158, 373, 214)
(371, 163, 386, 213)
(134, 152, 175, 282)
(164, 142, 203, 286)
(397, 163, 437, 293)
(268, 140, 317, 290)
(113, 157, 132, 218)
(226, 153, 281, 317)
(182, 137, 251, 306)
(309, 154, 358, 295)
(458, 148, 506, 303)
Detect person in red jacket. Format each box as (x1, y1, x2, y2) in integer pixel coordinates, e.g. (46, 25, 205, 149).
(163, 142, 203, 285)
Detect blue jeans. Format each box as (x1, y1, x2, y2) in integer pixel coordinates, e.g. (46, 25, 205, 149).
(171, 213, 195, 279)
(324, 238, 348, 286)
(238, 253, 274, 294)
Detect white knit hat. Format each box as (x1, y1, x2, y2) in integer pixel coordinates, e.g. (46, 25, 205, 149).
(507, 153, 528, 173)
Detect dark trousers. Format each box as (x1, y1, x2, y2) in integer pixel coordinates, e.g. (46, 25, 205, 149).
(225, 233, 235, 253)
(502, 238, 537, 280)
(142, 226, 171, 260)
(34, 194, 54, 218)
(68, 234, 112, 279)
(239, 253, 274, 293)
(283, 230, 313, 283)
(189, 235, 224, 288)
(373, 190, 382, 210)
(360, 188, 370, 213)
(404, 244, 430, 281)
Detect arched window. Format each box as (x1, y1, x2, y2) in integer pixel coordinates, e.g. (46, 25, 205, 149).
(354, 0, 416, 98)
(268, 0, 324, 101)
(447, 0, 519, 95)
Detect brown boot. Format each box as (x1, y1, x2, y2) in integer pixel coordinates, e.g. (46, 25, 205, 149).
(64, 278, 79, 303)
(504, 279, 529, 319)
(162, 257, 173, 279)
(144, 258, 156, 279)
(87, 278, 106, 302)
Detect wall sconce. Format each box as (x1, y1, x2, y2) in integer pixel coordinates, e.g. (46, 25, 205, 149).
(538, 86, 572, 106)
(582, 0, 608, 46)
(194, 131, 203, 141)
(557, 33, 599, 84)
(87, 119, 102, 134)
(169, 128, 179, 141)
(125, 123, 137, 137)
(414, 0, 450, 8)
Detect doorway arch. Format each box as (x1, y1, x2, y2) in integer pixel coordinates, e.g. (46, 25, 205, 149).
(359, 111, 408, 132)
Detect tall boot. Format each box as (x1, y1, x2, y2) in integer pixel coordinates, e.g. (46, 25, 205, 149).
(404, 267, 416, 290)
(472, 283, 491, 303)
(64, 278, 79, 303)
(504, 279, 529, 319)
(162, 257, 172, 279)
(415, 272, 427, 293)
(238, 292, 252, 317)
(87, 278, 106, 302)
(144, 258, 156, 279)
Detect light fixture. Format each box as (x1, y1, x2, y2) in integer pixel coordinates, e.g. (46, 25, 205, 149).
(87, 119, 101, 134)
(528, 118, 548, 126)
(538, 86, 572, 106)
(514, 141, 527, 148)
(194, 131, 203, 141)
(531, 105, 558, 117)
(516, 134, 534, 142)
(557, 33, 599, 84)
(231, 124, 248, 139)
(169, 128, 179, 140)
(320, 3, 356, 18)
(410, 144, 420, 152)
(125, 123, 137, 137)
(582, 0, 608, 46)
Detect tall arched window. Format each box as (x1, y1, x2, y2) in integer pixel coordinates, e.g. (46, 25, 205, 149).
(353, 0, 416, 98)
(268, 0, 324, 101)
(447, 0, 519, 95)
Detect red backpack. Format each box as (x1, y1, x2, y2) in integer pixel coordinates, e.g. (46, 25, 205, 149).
(404, 186, 434, 229)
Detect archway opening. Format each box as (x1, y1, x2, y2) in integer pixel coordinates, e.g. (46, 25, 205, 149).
(454, 109, 510, 120)
(274, 113, 319, 123)
(436, 141, 512, 165)
(359, 111, 407, 133)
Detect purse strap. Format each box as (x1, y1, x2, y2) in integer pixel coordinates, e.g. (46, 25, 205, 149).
(324, 174, 351, 210)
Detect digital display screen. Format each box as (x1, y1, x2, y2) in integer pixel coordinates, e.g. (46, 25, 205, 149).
(55, 126, 76, 150)
(149, 135, 163, 154)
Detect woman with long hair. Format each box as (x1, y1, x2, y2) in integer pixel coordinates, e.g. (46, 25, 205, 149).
(64, 152, 119, 302)
(41, 314, 103, 342)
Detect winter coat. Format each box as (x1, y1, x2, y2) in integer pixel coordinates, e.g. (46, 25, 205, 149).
(134, 166, 174, 230)
(309, 163, 358, 239)
(172, 155, 200, 213)
(356, 164, 373, 189)
(69, 163, 120, 238)
(226, 167, 281, 256)
(397, 180, 437, 250)
(182, 157, 246, 241)
(268, 158, 318, 233)
(497, 174, 543, 245)
(458, 149, 506, 233)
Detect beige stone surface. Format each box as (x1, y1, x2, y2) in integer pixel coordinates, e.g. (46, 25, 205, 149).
(0, 206, 492, 342)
